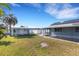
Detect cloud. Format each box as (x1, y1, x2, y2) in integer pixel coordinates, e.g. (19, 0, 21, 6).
(57, 8, 79, 19)
(62, 3, 72, 9)
(10, 3, 21, 7)
(30, 3, 41, 8)
(19, 3, 79, 20)
(45, 3, 58, 16)
(29, 3, 42, 12)
(44, 3, 79, 19)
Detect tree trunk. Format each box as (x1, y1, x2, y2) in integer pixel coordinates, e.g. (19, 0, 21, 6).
(9, 24, 12, 36)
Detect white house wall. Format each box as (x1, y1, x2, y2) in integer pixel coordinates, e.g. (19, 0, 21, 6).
(12, 28, 29, 36)
(50, 27, 79, 39)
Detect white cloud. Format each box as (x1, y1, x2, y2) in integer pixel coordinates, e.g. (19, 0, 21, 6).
(45, 3, 58, 16)
(30, 3, 41, 8)
(57, 8, 79, 19)
(44, 3, 79, 19)
(10, 3, 21, 7)
(15, 3, 79, 20)
(29, 3, 42, 12)
(62, 3, 72, 9)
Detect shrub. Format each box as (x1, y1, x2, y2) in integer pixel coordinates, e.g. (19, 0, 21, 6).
(0, 27, 6, 39)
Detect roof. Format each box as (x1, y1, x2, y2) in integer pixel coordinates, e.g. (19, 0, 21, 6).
(0, 24, 6, 28)
(12, 27, 28, 30)
(49, 19, 79, 28)
(51, 19, 79, 26)
(12, 27, 49, 30)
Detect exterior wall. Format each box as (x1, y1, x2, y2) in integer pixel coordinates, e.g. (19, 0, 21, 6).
(50, 27, 79, 39)
(12, 28, 29, 36)
(11, 28, 44, 36)
(38, 29, 50, 36)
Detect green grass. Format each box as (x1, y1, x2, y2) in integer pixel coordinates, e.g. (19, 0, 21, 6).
(0, 35, 79, 56)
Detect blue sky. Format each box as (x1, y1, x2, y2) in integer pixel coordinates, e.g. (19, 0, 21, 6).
(5, 3, 79, 28)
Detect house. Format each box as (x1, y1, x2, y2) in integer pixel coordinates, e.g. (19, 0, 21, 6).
(10, 27, 50, 36)
(11, 27, 43, 36)
(11, 27, 30, 36)
(5, 19, 79, 40)
(48, 19, 79, 39)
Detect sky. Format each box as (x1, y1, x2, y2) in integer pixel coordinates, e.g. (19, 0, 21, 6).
(4, 3, 79, 28)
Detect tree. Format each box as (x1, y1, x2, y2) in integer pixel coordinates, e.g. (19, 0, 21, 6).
(0, 3, 11, 10)
(0, 3, 11, 16)
(0, 24, 6, 39)
(0, 3, 11, 39)
(3, 14, 17, 36)
(0, 8, 4, 16)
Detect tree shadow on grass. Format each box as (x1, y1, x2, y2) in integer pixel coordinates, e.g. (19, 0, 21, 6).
(0, 41, 13, 46)
(15, 34, 37, 39)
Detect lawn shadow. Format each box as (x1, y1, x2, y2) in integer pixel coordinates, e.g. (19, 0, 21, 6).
(15, 34, 37, 39)
(0, 41, 14, 46)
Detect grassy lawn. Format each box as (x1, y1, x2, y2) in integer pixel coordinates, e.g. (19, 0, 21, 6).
(0, 35, 79, 56)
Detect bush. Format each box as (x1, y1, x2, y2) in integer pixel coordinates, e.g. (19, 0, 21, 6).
(0, 27, 6, 39)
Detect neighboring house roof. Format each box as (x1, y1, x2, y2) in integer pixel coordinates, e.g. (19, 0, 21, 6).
(12, 27, 48, 30)
(49, 19, 79, 28)
(50, 22, 62, 25)
(12, 27, 28, 30)
(62, 19, 79, 24)
(0, 24, 6, 29)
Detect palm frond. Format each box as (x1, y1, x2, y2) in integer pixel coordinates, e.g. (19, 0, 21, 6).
(0, 3, 11, 10)
(3, 14, 18, 26)
(0, 8, 5, 16)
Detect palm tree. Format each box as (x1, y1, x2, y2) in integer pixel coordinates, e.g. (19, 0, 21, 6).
(0, 3, 11, 23)
(0, 3, 11, 16)
(3, 14, 17, 36)
(0, 24, 6, 39)
(0, 3, 11, 10)
(0, 3, 11, 39)
(0, 8, 4, 16)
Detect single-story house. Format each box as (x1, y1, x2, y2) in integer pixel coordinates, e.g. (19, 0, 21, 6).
(48, 19, 79, 39)
(9, 27, 50, 36)
(10, 27, 30, 36)
(5, 19, 79, 40)
(10, 27, 44, 36)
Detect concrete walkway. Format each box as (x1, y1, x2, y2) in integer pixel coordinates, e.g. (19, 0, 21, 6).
(39, 35, 79, 45)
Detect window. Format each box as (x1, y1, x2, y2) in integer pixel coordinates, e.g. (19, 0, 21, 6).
(24, 29, 26, 31)
(75, 27, 79, 32)
(54, 28, 62, 32)
(13, 29, 16, 33)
